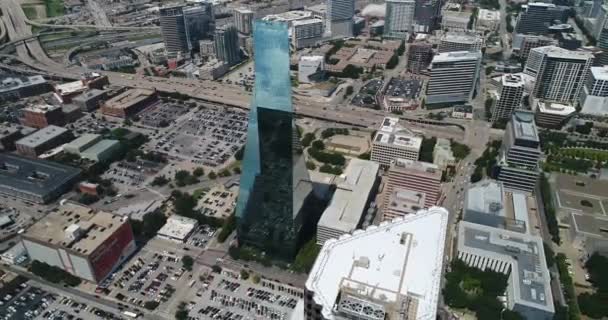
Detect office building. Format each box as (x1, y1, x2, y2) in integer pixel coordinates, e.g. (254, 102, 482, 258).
(16, 125, 72, 157)
(235, 21, 315, 259)
(477, 9, 500, 31)
(53, 73, 108, 104)
(413, 0, 441, 33)
(21, 202, 136, 283)
(433, 137, 456, 170)
(184, 4, 214, 51)
(597, 18, 608, 65)
(305, 207, 448, 320)
(0, 153, 81, 203)
(298, 56, 325, 83)
(407, 40, 433, 74)
(199, 39, 215, 57)
(316, 159, 379, 245)
(579, 65, 608, 115)
(80, 140, 121, 162)
(438, 32, 483, 53)
(457, 221, 554, 319)
(292, 18, 324, 49)
(214, 24, 240, 66)
(0, 75, 51, 101)
(72, 89, 108, 112)
(441, 10, 470, 31)
(464, 180, 537, 234)
(492, 74, 525, 124)
(426, 51, 482, 105)
(0, 123, 36, 151)
(64, 134, 102, 155)
(100, 88, 158, 118)
(497, 111, 542, 193)
(513, 34, 558, 61)
(382, 159, 442, 220)
(534, 100, 576, 129)
(326, 0, 354, 38)
(233, 8, 254, 35)
(558, 32, 583, 50)
(452, 104, 474, 119)
(157, 215, 198, 242)
(370, 117, 422, 167)
(384, 0, 415, 39)
(515, 3, 559, 35)
(525, 46, 593, 103)
(159, 5, 188, 54)
(20, 104, 65, 129)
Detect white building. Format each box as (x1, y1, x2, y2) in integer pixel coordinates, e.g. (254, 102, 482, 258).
(384, 0, 415, 39)
(492, 74, 526, 124)
(292, 18, 324, 49)
(438, 32, 483, 53)
(525, 46, 594, 103)
(316, 159, 379, 245)
(298, 56, 325, 83)
(371, 117, 422, 167)
(534, 100, 576, 129)
(157, 215, 198, 242)
(305, 207, 449, 320)
(441, 11, 470, 31)
(198, 59, 230, 80)
(426, 51, 482, 105)
(579, 66, 608, 116)
(477, 9, 501, 30)
(233, 8, 254, 35)
(433, 138, 456, 170)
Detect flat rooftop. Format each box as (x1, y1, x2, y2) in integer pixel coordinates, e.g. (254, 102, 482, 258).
(391, 158, 442, 178)
(23, 202, 127, 255)
(16, 125, 69, 148)
(263, 10, 311, 22)
(157, 215, 197, 240)
(317, 159, 379, 234)
(458, 221, 554, 314)
(82, 139, 120, 156)
(571, 212, 608, 239)
(554, 174, 608, 216)
(501, 74, 525, 87)
(536, 101, 576, 116)
(512, 111, 539, 143)
(55, 80, 86, 95)
(23, 104, 61, 114)
(442, 32, 482, 44)
(292, 18, 323, 27)
(432, 50, 482, 63)
(0, 75, 46, 92)
(466, 180, 505, 217)
(65, 134, 100, 151)
(374, 117, 422, 149)
(104, 88, 155, 109)
(532, 45, 593, 61)
(590, 66, 608, 81)
(306, 207, 449, 320)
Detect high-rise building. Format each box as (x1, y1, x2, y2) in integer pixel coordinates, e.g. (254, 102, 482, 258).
(491, 74, 525, 124)
(515, 3, 559, 35)
(382, 159, 442, 220)
(292, 18, 324, 49)
(438, 32, 484, 53)
(425, 51, 482, 105)
(233, 8, 254, 35)
(305, 207, 449, 320)
(413, 0, 441, 32)
(384, 0, 416, 39)
(525, 46, 594, 103)
(497, 111, 542, 193)
(159, 5, 188, 54)
(326, 0, 354, 38)
(183, 4, 214, 51)
(370, 117, 422, 167)
(235, 21, 314, 259)
(534, 100, 576, 129)
(214, 24, 240, 66)
(407, 40, 433, 73)
(579, 65, 608, 115)
(513, 34, 558, 61)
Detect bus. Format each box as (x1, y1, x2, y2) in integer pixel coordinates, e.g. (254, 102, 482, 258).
(122, 311, 140, 318)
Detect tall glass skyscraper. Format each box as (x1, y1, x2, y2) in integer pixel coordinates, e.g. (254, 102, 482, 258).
(235, 21, 313, 259)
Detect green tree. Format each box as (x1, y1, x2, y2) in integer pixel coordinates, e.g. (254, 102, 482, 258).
(301, 132, 315, 147)
(306, 161, 316, 170)
(208, 171, 217, 180)
(193, 167, 205, 177)
(182, 255, 194, 271)
(240, 269, 250, 280)
(144, 301, 159, 310)
(312, 140, 325, 150)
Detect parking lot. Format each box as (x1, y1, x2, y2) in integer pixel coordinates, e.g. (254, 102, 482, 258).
(138, 103, 188, 128)
(220, 60, 254, 88)
(384, 78, 422, 100)
(149, 105, 247, 167)
(187, 269, 303, 320)
(196, 185, 238, 219)
(185, 224, 218, 249)
(67, 113, 119, 135)
(102, 159, 165, 193)
(0, 278, 125, 320)
(351, 79, 383, 108)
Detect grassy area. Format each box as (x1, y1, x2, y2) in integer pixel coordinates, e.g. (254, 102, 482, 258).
(22, 6, 40, 20)
(45, 0, 65, 17)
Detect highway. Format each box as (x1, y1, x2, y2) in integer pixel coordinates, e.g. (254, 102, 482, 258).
(87, 0, 112, 27)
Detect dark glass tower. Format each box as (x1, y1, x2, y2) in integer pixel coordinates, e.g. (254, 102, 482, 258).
(235, 21, 312, 259)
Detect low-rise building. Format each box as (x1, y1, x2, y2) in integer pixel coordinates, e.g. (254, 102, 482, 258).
(0, 75, 51, 101)
(72, 89, 108, 112)
(298, 56, 325, 84)
(433, 138, 456, 170)
(0, 123, 36, 151)
(476, 9, 500, 30)
(15, 125, 72, 157)
(64, 134, 102, 155)
(197, 60, 230, 80)
(316, 159, 379, 245)
(452, 104, 473, 119)
(100, 88, 158, 118)
(21, 202, 136, 282)
(157, 215, 198, 242)
(305, 207, 449, 320)
(20, 104, 65, 129)
(80, 140, 121, 162)
(534, 100, 576, 129)
(371, 117, 422, 167)
(438, 32, 484, 53)
(441, 10, 470, 31)
(0, 153, 81, 203)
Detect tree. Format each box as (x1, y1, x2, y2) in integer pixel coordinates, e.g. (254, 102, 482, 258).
(252, 274, 261, 284)
(345, 85, 354, 96)
(240, 269, 250, 280)
(291, 239, 321, 273)
(341, 64, 363, 79)
(233, 166, 241, 174)
(301, 133, 315, 147)
(208, 171, 217, 180)
(182, 255, 194, 271)
(219, 169, 232, 177)
(211, 265, 222, 273)
(144, 301, 159, 310)
(217, 213, 236, 243)
(451, 141, 471, 160)
(131, 210, 167, 239)
(175, 302, 189, 320)
(311, 140, 325, 150)
(419, 137, 437, 163)
(386, 55, 399, 69)
(485, 66, 495, 76)
(234, 146, 245, 160)
(358, 152, 371, 160)
(306, 161, 316, 170)
(193, 167, 205, 177)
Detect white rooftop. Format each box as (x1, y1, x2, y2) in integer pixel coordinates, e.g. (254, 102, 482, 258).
(317, 159, 379, 234)
(536, 100, 576, 116)
(292, 18, 323, 27)
(55, 80, 86, 95)
(532, 45, 594, 61)
(157, 215, 197, 241)
(501, 74, 525, 87)
(306, 207, 449, 320)
(466, 180, 505, 217)
(374, 117, 422, 149)
(263, 10, 312, 22)
(590, 66, 608, 81)
(432, 50, 482, 63)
